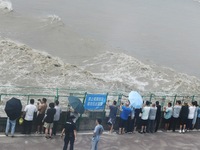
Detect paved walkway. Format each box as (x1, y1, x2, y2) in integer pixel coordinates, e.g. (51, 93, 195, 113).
(1, 131, 200, 150)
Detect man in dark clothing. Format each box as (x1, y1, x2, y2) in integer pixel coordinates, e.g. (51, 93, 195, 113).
(179, 102, 189, 133)
(155, 101, 161, 132)
(61, 115, 77, 150)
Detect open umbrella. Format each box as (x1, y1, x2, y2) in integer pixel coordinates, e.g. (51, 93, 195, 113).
(4, 97, 22, 120)
(68, 96, 85, 114)
(128, 91, 143, 109)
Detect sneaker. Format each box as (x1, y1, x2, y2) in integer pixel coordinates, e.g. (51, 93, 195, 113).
(182, 129, 185, 133)
(179, 130, 182, 133)
(138, 131, 143, 134)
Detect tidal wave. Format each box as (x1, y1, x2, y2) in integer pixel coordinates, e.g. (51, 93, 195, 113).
(1, 39, 200, 95)
(0, 0, 13, 12)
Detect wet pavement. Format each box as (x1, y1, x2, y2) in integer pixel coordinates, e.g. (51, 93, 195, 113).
(1, 130, 200, 150)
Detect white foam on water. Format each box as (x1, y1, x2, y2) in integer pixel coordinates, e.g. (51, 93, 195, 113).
(0, 0, 13, 12)
(81, 51, 200, 94)
(1, 38, 200, 96)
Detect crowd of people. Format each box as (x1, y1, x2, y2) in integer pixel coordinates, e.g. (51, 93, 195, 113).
(107, 99, 200, 135)
(3, 97, 200, 150)
(4, 97, 104, 150)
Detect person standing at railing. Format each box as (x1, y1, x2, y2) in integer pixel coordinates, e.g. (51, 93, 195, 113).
(192, 101, 198, 129)
(22, 99, 37, 134)
(154, 101, 161, 132)
(187, 102, 196, 131)
(172, 100, 182, 132)
(179, 102, 189, 133)
(138, 101, 151, 134)
(35, 98, 47, 134)
(118, 101, 132, 134)
(107, 100, 118, 133)
(43, 102, 56, 139)
(147, 103, 157, 133)
(53, 100, 62, 136)
(163, 102, 172, 131)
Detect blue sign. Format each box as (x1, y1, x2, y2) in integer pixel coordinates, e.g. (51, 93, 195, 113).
(84, 94, 107, 110)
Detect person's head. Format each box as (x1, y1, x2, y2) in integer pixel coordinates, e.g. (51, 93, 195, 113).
(156, 101, 159, 106)
(113, 100, 117, 105)
(193, 101, 198, 107)
(146, 101, 150, 106)
(168, 102, 172, 107)
(55, 100, 59, 106)
(152, 103, 156, 107)
(42, 98, 47, 103)
(30, 99, 34, 104)
(192, 101, 196, 106)
(184, 102, 188, 106)
(125, 100, 130, 106)
(176, 100, 181, 105)
(49, 102, 55, 108)
(96, 118, 102, 125)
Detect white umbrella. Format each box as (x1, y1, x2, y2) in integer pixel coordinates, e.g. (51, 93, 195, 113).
(128, 91, 143, 109)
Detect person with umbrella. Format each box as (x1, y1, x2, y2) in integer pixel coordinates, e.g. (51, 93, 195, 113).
(68, 96, 85, 122)
(5, 97, 22, 137)
(128, 91, 143, 132)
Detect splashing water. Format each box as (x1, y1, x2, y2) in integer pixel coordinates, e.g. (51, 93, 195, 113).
(0, 0, 13, 12)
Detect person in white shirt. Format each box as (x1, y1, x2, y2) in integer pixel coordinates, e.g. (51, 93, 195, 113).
(53, 100, 62, 136)
(23, 99, 37, 134)
(187, 102, 196, 131)
(139, 101, 151, 134)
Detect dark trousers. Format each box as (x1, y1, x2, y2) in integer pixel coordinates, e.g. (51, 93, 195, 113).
(172, 117, 179, 132)
(23, 120, 32, 134)
(53, 121, 58, 135)
(155, 116, 161, 132)
(134, 109, 141, 130)
(147, 120, 155, 133)
(63, 136, 75, 150)
(196, 117, 200, 129)
(187, 119, 193, 130)
(126, 116, 134, 132)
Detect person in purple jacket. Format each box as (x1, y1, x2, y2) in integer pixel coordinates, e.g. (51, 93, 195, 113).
(118, 101, 132, 134)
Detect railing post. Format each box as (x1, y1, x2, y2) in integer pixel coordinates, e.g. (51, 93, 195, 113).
(27, 95, 30, 104)
(150, 94, 153, 102)
(192, 95, 195, 102)
(173, 95, 177, 106)
(77, 92, 87, 131)
(161, 97, 166, 111)
(118, 94, 122, 105)
(55, 88, 59, 101)
(103, 93, 109, 118)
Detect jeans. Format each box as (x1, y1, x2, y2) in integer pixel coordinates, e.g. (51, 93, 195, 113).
(91, 136, 100, 150)
(5, 118, 16, 136)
